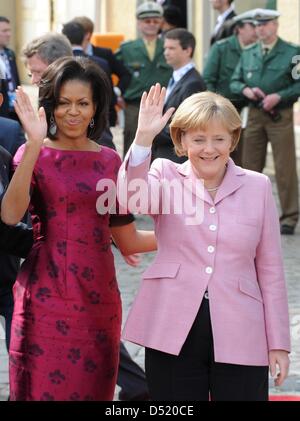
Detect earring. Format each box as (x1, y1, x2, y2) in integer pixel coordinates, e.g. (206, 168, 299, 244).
(89, 118, 95, 129)
(49, 115, 57, 136)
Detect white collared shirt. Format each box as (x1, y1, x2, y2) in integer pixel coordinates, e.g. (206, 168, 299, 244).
(165, 61, 195, 102)
(213, 4, 235, 35)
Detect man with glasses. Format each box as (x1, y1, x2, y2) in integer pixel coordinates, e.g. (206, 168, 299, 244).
(115, 1, 172, 156)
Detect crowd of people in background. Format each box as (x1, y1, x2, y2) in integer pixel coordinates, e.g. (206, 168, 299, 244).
(0, 0, 299, 401)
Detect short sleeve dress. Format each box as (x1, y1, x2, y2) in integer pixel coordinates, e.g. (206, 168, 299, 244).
(9, 145, 132, 401)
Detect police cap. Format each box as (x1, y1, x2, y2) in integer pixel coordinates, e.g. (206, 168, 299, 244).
(253, 8, 280, 24)
(136, 1, 163, 20)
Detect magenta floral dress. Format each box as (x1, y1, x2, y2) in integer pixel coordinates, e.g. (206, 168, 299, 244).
(9, 145, 131, 401)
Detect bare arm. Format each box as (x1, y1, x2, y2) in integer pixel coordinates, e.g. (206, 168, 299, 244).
(1, 87, 47, 225)
(110, 222, 157, 256)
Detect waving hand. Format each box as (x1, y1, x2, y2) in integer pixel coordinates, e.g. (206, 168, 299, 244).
(14, 86, 48, 147)
(135, 83, 175, 147)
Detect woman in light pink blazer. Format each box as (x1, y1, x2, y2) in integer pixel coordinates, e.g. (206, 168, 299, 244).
(118, 85, 290, 401)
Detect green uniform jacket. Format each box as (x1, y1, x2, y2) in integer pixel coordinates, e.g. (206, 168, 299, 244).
(115, 38, 172, 102)
(230, 37, 300, 108)
(203, 35, 245, 109)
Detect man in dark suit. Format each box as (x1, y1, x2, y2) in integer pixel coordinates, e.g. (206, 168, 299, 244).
(0, 115, 25, 156)
(72, 16, 131, 97)
(210, 0, 236, 45)
(152, 28, 206, 163)
(0, 16, 20, 120)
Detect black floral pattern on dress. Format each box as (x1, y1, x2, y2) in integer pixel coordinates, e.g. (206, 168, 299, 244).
(36, 288, 51, 302)
(47, 260, 59, 279)
(67, 348, 81, 364)
(28, 344, 44, 357)
(49, 369, 66, 385)
(73, 304, 86, 313)
(56, 320, 70, 336)
(69, 263, 79, 276)
(57, 241, 67, 257)
(67, 203, 77, 214)
(96, 330, 108, 344)
(93, 228, 103, 244)
(28, 271, 39, 285)
(82, 267, 95, 282)
(84, 359, 97, 373)
(93, 161, 105, 174)
(47, 207, 57, 219)
(54, 155, 75, 172)
(41, 392, 55, 401)
(84, 395, 94, 401)
(88, 291, 101, 305)
(76, 182, 92, 194)
(109, 275, 118, 291)
(70, 392, 80, 401)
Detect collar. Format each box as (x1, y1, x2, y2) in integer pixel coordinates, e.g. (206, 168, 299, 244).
(172, 62, 195, 83)
(217, 4, 235, 25)
(261, 37, 278, 53)
(72, 46, 84, 52)
(86, 43, 93, 56)
(177, 158, 245, 205)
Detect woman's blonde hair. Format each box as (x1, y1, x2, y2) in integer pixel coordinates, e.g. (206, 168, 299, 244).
(170, 91, 242, 156)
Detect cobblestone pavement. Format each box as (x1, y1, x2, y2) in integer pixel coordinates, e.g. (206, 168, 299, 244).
(1, 125, 300, 401)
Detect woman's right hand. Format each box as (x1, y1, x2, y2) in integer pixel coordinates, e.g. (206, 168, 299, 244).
(14, 86, 48, 147)
(134, 83, 175, 147)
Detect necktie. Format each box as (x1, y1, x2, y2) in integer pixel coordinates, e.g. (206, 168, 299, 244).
(167, 76, 175, 90)
(263, 47, 269, 56)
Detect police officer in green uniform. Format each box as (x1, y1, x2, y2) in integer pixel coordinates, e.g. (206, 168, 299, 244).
(203, 9, 258, 165)
(230, 9, 300, 235)
(115, 1, 172, 156)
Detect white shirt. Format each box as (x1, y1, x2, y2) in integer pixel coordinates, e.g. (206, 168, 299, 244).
(165, 61, 195, 102)
(213, 4, 235, 35)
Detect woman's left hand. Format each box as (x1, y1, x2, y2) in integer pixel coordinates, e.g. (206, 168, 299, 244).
(135, 83, 175, 147)
(269, 350, 290, 386)
(122, 253, 141, 267)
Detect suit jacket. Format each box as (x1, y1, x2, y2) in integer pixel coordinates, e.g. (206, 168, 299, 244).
(210, 10, 236, 46)
(0, 116, 25, 156)
(0, 48, 20, 116)
(91, 45, 131, 94)
(118, 154, 290, 365)
(0, 146, 16, 290)
(152, 68, 206, 162)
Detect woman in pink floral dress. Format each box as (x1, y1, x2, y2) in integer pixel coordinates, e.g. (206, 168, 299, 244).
(1, 57, 155, 401)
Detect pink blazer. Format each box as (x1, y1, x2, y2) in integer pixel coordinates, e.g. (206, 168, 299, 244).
(118, 154, 291, 366)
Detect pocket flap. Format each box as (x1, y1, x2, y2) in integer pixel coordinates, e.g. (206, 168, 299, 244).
(239, 278, 263, 302)
(143, 263, 181, 279)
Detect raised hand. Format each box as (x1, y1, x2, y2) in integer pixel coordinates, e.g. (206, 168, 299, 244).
(14, 86, 48, 147)
(135, 83, 175, 147)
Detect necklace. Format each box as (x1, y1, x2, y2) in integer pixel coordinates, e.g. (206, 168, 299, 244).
(206, 185, 220, 192)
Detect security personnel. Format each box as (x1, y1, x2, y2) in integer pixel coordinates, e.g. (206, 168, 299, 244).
(203, 9, 258, 165)
(230, 9, 300, 235)
(115, 1, 172, 156)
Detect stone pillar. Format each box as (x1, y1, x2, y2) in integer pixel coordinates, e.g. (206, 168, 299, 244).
(277, 0, 300, 43)
(16, 0, 51, 82)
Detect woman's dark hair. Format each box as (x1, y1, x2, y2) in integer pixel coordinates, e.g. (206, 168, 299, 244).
(38, 56, 111, 140)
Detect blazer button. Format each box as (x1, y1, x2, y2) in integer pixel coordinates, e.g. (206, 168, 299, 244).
(208, 246, 215, 254)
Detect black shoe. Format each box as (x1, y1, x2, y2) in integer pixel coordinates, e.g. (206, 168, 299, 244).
(280, 224, 295, 235)
(118, 390, 150, 401)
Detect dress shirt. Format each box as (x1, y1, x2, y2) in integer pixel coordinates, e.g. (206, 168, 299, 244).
(165, 61, 195, 101)
(212, 4, 235, 36)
